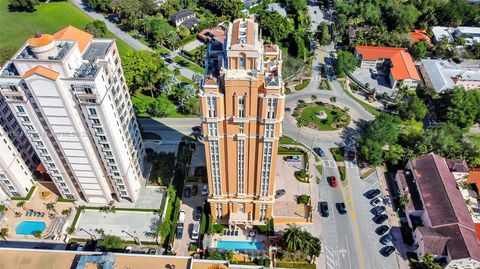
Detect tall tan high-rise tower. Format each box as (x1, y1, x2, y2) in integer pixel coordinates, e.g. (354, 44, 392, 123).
(199, 18, 285, 226)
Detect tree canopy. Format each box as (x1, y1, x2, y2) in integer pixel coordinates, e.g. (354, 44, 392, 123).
(334, 50, 357, 77)
(97, 235, 125, 250)
(122, 50, 170, 94)
(85, 20, 108, 38)
(258, 10, 294, 43)
(8, 0, 38, 12)
(316, 22, 331, 46)
(204, 0, 243, 20)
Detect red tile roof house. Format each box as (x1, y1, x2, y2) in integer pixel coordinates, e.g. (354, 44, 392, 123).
(395, 153, 480, 268)
(355, 46, 421, 90)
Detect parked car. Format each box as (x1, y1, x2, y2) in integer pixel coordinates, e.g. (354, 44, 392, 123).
(370, 197, 382, 207)
(379, 233, 393, 245)
(191, 223, 200, 240)
(380, 246, 395, 257)
(365, 189, 381, 199)
(192, 185, 198, 196)
(192, 126, 201, 132)
(124, 246, 133, 253)
(373, 214, 388, 224)
(336, 202, 347, 214)
(375, 225, 389, 235)
(147, 248, 157, 255)
(201, 185, 208, 196)
(319, 201, 329, 217)
(194, 206, 202, 221)
(165, 58, 174, 64)
(275, 189, 286, 199)
(285, 156, 301, 162)
(371, 206, 386, 215)
(76, 244, 85, 251)
(184, 187, 191, 198)
(178, 210, 186, 223)
(314, 147, 325, 157)
(175, 223, 184, 239)
(348, 150, 356, 161)
(327, 176, 337, 187)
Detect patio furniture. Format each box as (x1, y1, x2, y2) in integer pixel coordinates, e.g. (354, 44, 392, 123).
(234, 230, 239, 236)
(40, 212, 45, 217)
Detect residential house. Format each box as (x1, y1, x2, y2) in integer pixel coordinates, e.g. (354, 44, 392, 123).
(420, 59, 480, 93)
(432, 26, 454, 43)
(355, 46, 421, 89)
(197, 26, 227, 44)
(395, 153, 480, 268)
(171, 9, 200, 29)
(409, 30, 432, 45)
(346, 25, 372, 45)
(267, 3, 287, 18)
(453, 27, 480, 45)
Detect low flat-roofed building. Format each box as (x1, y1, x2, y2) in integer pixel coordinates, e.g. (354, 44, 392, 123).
(420, 59, 480, 93)
(0, 248, 263, 269)
(432, 26, 454, 43)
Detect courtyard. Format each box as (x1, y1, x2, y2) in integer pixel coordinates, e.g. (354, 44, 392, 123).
(73, 210, 160, 242)
(294, 102, 351, 131)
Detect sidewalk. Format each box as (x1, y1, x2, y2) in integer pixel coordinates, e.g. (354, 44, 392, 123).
(376, 167, 411, 269)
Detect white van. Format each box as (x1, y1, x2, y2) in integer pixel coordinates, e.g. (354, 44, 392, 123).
(191, 223, 200, 240)
(178, 210, 186, 223)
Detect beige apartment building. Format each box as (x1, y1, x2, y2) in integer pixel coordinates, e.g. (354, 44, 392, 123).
(199, 18, 285, 226)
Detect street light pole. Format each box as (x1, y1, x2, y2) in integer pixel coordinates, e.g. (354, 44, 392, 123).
(80, 228, 97, 241)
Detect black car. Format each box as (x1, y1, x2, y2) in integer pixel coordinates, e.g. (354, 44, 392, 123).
(275, 189, 286, 199)
(165, 58, 174, 64)
(371, 206, 386, 215)
(184, 187, 191, 198)
(319, 201, 329, 217)
(380, 246, 395, 257)
(175, 223, 184, 239)
(314, 147, 325, 157)
(375, 225, 389, 235)
(379, 233, 393, 245)
(373, 214, 388, 224)
(194, 206, 202, 221)
(336, 202, 347, 214)
(365, 189, 381, 199)
(192, 185, 198, 196)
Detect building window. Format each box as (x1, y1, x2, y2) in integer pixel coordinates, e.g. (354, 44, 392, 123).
(260, 142, 273, 197)
(266, 98, 277, 119)
(88, 108, 97, 115)
(207, 122, 218, 136)
(15, 106, 25, 113)
(239, 53, 246, 69)
(216, 204, 223, 219)
(239, 122, 244, 133)
(237, 140, 245, 194)
(207, 96, 217, 117)
(238, 95, 246, 117)
(264, 124, 274, 138)
(209, 140, 222, 195)
(259, 205, 267, 221)
(238, 203, 245, 213)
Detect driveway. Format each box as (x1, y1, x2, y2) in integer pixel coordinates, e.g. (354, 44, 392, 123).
(352, 68, 394, 96)
(181, 39, 203, 52)
(173, 183, 207, 256)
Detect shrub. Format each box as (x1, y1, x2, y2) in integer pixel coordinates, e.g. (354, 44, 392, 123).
(297, 194, 310, 204)
(212, 224, 226, 234)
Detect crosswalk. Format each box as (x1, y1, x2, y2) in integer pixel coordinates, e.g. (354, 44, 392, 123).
(322, 160, 337, 168)
(345, 161, 357, 168)
(312, 75, 321, 81)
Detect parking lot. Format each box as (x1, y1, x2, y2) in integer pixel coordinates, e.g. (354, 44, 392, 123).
(273, 156, 311, 218)
(352, 66, 395, 96)
(173, 183, 208, 256)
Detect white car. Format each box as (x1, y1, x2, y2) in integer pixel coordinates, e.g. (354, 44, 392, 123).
(191, 223, 200, 240)
(178, 210, 186, 223)
(370, 197, 382, 207)
(201, 185, 208, 196)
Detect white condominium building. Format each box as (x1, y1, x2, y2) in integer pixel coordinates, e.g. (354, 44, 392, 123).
(0, 26, 145, 203)
(0, 127, 35, 198)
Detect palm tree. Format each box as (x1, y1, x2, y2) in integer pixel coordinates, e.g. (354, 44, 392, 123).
(399, 194, 410, 207)
(173, 67, 180, 77)
(421, 253, 442, 269)
(0, 228, 8, 241)
(282, 224, 305, 252)
(311, 95, 317, 101)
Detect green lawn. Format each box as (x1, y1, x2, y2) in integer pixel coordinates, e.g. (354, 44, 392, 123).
(132, 90, 198, 118)
(338, 81, 381, 116)
(294, 79, 310, 91)
(0, 0, 132, 60)
(296, 104, 351, 131)
(279, 135, 298, 145)
(173, 56, 205, 74)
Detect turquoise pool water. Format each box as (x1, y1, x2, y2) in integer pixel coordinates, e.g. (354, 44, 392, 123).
(15, 221, 46, 235)
(216, 240, 264, 251)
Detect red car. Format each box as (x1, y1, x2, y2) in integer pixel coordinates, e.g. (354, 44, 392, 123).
(192, 126, 201, 132)
(348, 150, 356, 161)
(327, 176, 337, 187)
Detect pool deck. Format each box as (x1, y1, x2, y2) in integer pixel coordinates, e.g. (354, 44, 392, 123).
(0, 182, 74, 240)
(209, 231, 268, 250)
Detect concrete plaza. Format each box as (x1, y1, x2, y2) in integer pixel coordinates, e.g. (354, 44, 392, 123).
(74, 210, 160, 242)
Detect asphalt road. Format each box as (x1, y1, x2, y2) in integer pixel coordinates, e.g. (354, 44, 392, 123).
(138, 118, 200, 144)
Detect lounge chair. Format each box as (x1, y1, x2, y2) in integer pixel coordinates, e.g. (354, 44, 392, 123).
(226, 230, 231, 236)
(234, 230, 239, 236)
(26, 210, 31, 217)
(223, 230, 227, 235)
(40, 212, 45, 217)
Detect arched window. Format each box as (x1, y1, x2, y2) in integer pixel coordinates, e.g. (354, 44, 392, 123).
(239, 52, 246, 69)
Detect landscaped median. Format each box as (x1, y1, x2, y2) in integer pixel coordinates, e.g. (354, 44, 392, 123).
(10, 186, 36, 201)
(293, 102, 351, 131)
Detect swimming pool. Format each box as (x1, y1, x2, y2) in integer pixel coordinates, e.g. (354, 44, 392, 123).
(216, 240, 264, 251)
(15, 221, 46, 235)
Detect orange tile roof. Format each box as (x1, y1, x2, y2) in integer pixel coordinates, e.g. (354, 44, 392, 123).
(53, 25, 93, 53)
(410, 30, 432, 45)
(27, 34, 54, 47)
(467, 168, 480, 185)
(22, 66, 59, 80)
(356, 46, 421, 81)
